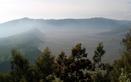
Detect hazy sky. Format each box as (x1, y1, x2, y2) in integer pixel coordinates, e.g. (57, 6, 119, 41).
(0, 0, 131, 22)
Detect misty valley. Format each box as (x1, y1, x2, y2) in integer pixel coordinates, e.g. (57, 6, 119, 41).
(0, 17, 131, 82)
(0, 17, 130, 70)
(0, 0, 131, 81)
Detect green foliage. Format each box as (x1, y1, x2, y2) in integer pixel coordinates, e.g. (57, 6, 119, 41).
(93, 42, 105, 68)
(92, 43, 112, 82)
(11, 49, 30, 82)
(119, 68, 130, 82)
(0, 43, 111, 82)
(1, 30, 131, 82)
(111, 31, 131, 82)
(55, 43, 92, 82)
(0, 73, 12, 82)
(36, 47, 55, 82)
(123, 30, 131, 51)
(25, 65, 39, 82)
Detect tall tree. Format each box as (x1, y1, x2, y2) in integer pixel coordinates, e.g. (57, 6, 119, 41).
(55, 43, 92, 82)
(92, 43, 112, 82)
(11, 49, 29, 82)
(111, 30, 131, 82)
(36, 47, 55, 82)
(93, 42, 105, 68)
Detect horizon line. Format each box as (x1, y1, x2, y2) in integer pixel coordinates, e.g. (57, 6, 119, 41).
(1, 16, 131, 24)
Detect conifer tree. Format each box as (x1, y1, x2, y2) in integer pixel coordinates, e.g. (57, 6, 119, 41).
(11, 49, 30, 82)
(55, 43, 92, 82)
(36, 47, 55, 82)
(93, 42, 105, 68)
(92, 43, 112, 82)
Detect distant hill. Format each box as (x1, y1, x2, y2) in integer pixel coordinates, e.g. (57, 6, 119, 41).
(0, 17, 130, 37)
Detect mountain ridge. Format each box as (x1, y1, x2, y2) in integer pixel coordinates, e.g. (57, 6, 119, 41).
(0, 17, 130, 38)
(1, 17, 131, 26)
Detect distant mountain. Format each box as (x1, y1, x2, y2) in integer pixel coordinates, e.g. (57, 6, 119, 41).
(0, 17, 131, 71)
(44, 18, 131, 29)
(0, 17, 130, 38)
(0, 17, 131, 34)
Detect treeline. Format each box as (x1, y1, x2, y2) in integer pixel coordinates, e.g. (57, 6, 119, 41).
(0, 31, 131, 82)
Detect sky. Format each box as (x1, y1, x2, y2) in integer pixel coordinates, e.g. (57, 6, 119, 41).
(0, 0, 131, 22)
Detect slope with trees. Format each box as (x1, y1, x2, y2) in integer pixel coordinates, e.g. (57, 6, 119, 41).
(0, 30, 131, 82)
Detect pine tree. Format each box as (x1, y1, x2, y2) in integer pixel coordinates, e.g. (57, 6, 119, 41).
(11, 49, 30, 82)
(92, 43, 112, 82)
(55, 43, 92, 82)
(93, 42, 105, 68)
(36, 47, 55, 82)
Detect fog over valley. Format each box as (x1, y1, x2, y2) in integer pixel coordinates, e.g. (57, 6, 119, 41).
(0, 17, 130, 68)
